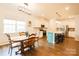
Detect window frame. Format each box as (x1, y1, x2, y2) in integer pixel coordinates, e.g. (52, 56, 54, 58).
(3, 19, 26, 33)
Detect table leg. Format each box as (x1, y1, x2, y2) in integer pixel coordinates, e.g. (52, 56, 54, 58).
(21, 41, 24, 54)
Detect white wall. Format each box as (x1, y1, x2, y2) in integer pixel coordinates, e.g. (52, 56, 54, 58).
(47, 18, 57, 32)
(0, 4, 48, 45)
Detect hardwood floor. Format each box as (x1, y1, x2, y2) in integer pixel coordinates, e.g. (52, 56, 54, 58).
(0, 36, 79, 56)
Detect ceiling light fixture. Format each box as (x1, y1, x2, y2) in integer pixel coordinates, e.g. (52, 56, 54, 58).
(18, 9, 31, 15)
(24, 3, 28, 6)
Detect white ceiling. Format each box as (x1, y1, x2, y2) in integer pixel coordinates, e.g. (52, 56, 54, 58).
(27, 3, 79, 20)
(1, 3, 79, 20)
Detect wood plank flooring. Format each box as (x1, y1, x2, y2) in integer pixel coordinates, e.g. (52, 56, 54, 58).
(0, 37, 79, 56)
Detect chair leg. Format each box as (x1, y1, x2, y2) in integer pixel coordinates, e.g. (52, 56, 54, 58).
(15, 47, 20, 55)
(8, 47, 10, 54)
(8, 46, 20, 56)
(15, 49, 20, 55)
(10, 48, 12, 56)
(28, 47, 32, 56)
(15, 51, 18, 55)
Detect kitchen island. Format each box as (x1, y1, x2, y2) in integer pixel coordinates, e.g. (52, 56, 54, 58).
(47, 31, 64, 44)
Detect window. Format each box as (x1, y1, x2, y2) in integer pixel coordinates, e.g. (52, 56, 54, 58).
(3, 19, 26, 33)
(16, 21, 26, 32)
(3, 19, 16, 33)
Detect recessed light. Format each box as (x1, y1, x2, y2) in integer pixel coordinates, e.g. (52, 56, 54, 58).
(65, 7, 70, 10)
(56, 21, 61, 24)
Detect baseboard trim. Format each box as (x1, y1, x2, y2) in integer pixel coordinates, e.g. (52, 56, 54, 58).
(0, 43, 9, 47)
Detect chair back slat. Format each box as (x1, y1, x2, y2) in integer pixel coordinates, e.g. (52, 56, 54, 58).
(29, 34, 36, 38)
(5, 33, 12, 44)
(24, 37, 36, 47)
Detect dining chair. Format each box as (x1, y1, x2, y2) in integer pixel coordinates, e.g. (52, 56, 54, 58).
(5, 33, 21, 56)
(29, 33, 36, 38)
(29, 33, 39, 47)
(19, 32, 25, 36)
(23, 37, 36, 53)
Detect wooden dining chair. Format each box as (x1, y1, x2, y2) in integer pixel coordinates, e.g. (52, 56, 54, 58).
(29, 33, 36, 38)
(29, 33, 39, 47)
(23, 37, 36, 51)
(5, 33, 21, 56)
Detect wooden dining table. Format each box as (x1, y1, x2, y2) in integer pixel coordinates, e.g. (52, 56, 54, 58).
(11, 36, 28, 54)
